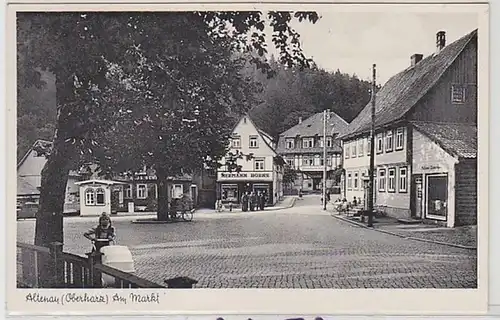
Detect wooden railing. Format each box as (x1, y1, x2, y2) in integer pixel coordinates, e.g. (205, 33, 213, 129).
(17, 241, 171, 289)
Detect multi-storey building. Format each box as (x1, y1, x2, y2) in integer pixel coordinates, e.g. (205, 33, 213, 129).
(216, 115, 284, 206)
(276, 110, 348, 193)
(340, 29, 477, 227)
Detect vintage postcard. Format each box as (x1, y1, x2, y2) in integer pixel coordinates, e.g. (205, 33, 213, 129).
(5, 0, 489, 316)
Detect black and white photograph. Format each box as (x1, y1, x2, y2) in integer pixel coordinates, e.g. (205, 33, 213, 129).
(10, 3, 487, 304)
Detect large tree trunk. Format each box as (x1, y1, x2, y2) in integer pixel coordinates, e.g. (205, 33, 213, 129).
(156, 168, 170, 221)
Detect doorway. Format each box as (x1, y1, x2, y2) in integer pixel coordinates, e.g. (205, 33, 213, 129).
(411, 174, 423, 219)
(253, 184, 270, 204)
(425, 174, 448, 220)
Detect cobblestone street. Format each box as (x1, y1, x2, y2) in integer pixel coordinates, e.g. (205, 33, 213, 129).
(16, 196, 477, 289)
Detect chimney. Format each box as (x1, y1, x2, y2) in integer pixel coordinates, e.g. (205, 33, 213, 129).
(298, 117, 302, 124)
(411, 54, 423, 66)
(436, 31, 446, 52)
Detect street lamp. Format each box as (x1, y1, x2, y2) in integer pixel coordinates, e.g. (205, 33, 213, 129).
(322, 109, 330, 211)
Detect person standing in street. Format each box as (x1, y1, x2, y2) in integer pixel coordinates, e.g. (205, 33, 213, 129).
(249, 191, 257, 211)
(241, 192, 249, 212)
(259, 191, 267, 210)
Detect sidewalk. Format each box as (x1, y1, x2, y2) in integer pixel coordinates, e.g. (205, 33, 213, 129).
(332, 213, 477, 250)
(194, 196, 297, 215)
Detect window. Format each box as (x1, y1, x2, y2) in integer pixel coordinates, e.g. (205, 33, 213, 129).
(451, 84, 466, 104)
(137, 184, 147, 199)
(326, 137, 332, 147)
(367, 139, 371, 155)
(85, 188, 95, 206)
(125, 185, 132, 199)
(351, 142, 357, 157)
(249, 136, 259, 148)
(254, 158, 265, 171)
(95, 188, 105, 205)
(399, 167, 408, 193)
(286, 139, 295, 149)
(347, 172, 352, 190)
(361, 171, 367, 190)
(396, 128, 404, 151)
(302, 138, 314, 148)
(172, 184, 183, 199)
(285, 157, 294, 167)
(378, 168, 386, 192)
(345, 144, 350, 159)
(387, 168, 396, 192)
(385, 130, 394, 152)
(354, 171, 359, 190)
(358, 139, 364, 156)
(232, 136, 241, 148)
(376, 134, 384, 154)
(302, 156, 314, 166)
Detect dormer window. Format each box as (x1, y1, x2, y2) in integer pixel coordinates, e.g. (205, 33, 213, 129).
(326, 137, 332, 147)
(286, 139, 295, 149)
(302, 138, 314, 148)
(451, 84, 466, 104)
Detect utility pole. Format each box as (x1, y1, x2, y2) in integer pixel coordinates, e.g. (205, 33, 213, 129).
(367, 64, 377, 227)
(323, 109, 327, 210)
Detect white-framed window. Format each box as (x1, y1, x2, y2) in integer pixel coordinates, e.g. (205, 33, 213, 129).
(125, 185, 132, 198)
(358, 139, 364, 156)
(137, 184, 148, 199)
(254, 158, 265, 171)
(387, 168, 396, 192)
(285, 156, 294, 167)
(378, 168, 386, 192)
(249, 135, 259, 148)
(367, 139, 371, 155)
(399, 167, 408, 193)
(286, 139, 295, 149)
(85, 188, 95, 206)
(95, 188, 105, 205)
(302, 138, 314, 148)
(232, 136, 241, 148)
(396, 128, 404, 151)
(354, 171, 359, 190)
(302, 156, 314, 166)
(376, 134, 384, 154)
(451, 84, 466, 104)
(345, 144, 350, 159)
(351, 142, 357, 157)
(347, 171, 352, 190)
(172, 184, 184, 199)
(385, 130, 394, 152)
(361, 170, 367, 190)
(326, 137, 332, 147)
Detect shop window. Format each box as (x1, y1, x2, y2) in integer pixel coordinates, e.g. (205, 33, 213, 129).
(302, 138, 314, 148)
(353, 171, 359, 190)
(221, 184, 238, 202)
(387, 168, 396, 192)
(232, 136, 241, 148)
(137, 184, 148, 199)
(399, 167, 407, 193)
(249, 135, 259, 148)
(426, 174, 448, 219)
(378, 168, 386, 192)
(286, 139, 295, 149)
(385, 131, 394, 152)
(347, 172, 352, 190)
(358, 139, 364, 156)
(396, 128, 404, 151)
(85, 188, 95, 206)
(376, 134, 384, 154)
(254, 158, 265, 171)
(95, 188, 105, 205)
(451, 84, 466, 104)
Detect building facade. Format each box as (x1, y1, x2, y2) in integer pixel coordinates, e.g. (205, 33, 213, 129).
(216, 115, 284, 206)
(340, 29, 477, 227)
(276, 111, 348, 193)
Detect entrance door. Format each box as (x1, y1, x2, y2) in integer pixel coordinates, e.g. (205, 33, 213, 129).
(312, 178, 321, 191)
(411, 174, 423, 219)
(190, 185, 198, 207)
(426, 174, 448, 219)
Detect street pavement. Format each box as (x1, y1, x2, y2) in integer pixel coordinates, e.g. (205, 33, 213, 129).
(16, 195, 477, 288)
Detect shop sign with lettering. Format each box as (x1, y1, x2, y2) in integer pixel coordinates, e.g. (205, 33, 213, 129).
(420, 165, 441, 171)
(218, 171, 273, 181)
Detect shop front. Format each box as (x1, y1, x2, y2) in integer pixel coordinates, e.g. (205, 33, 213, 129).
(217, 171, 276, 206)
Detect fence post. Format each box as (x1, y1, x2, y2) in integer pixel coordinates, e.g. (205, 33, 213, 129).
(49, 242, 64, 288)
(87, 251, 103, 288)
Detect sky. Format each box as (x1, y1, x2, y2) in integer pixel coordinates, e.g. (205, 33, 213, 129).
(267, 11, 479, 85)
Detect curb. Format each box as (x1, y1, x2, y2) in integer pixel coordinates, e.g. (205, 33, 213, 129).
(131, 219, 191, 225)
(331, 214, 476, 250)
(266, 197, 297, 211)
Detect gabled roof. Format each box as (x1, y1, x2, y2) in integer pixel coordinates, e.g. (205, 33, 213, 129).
(280, 111, 349, 138)
(411, 121, 477, 159)
(231, 114, 277, 155)
(341, 29, 477, 140)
